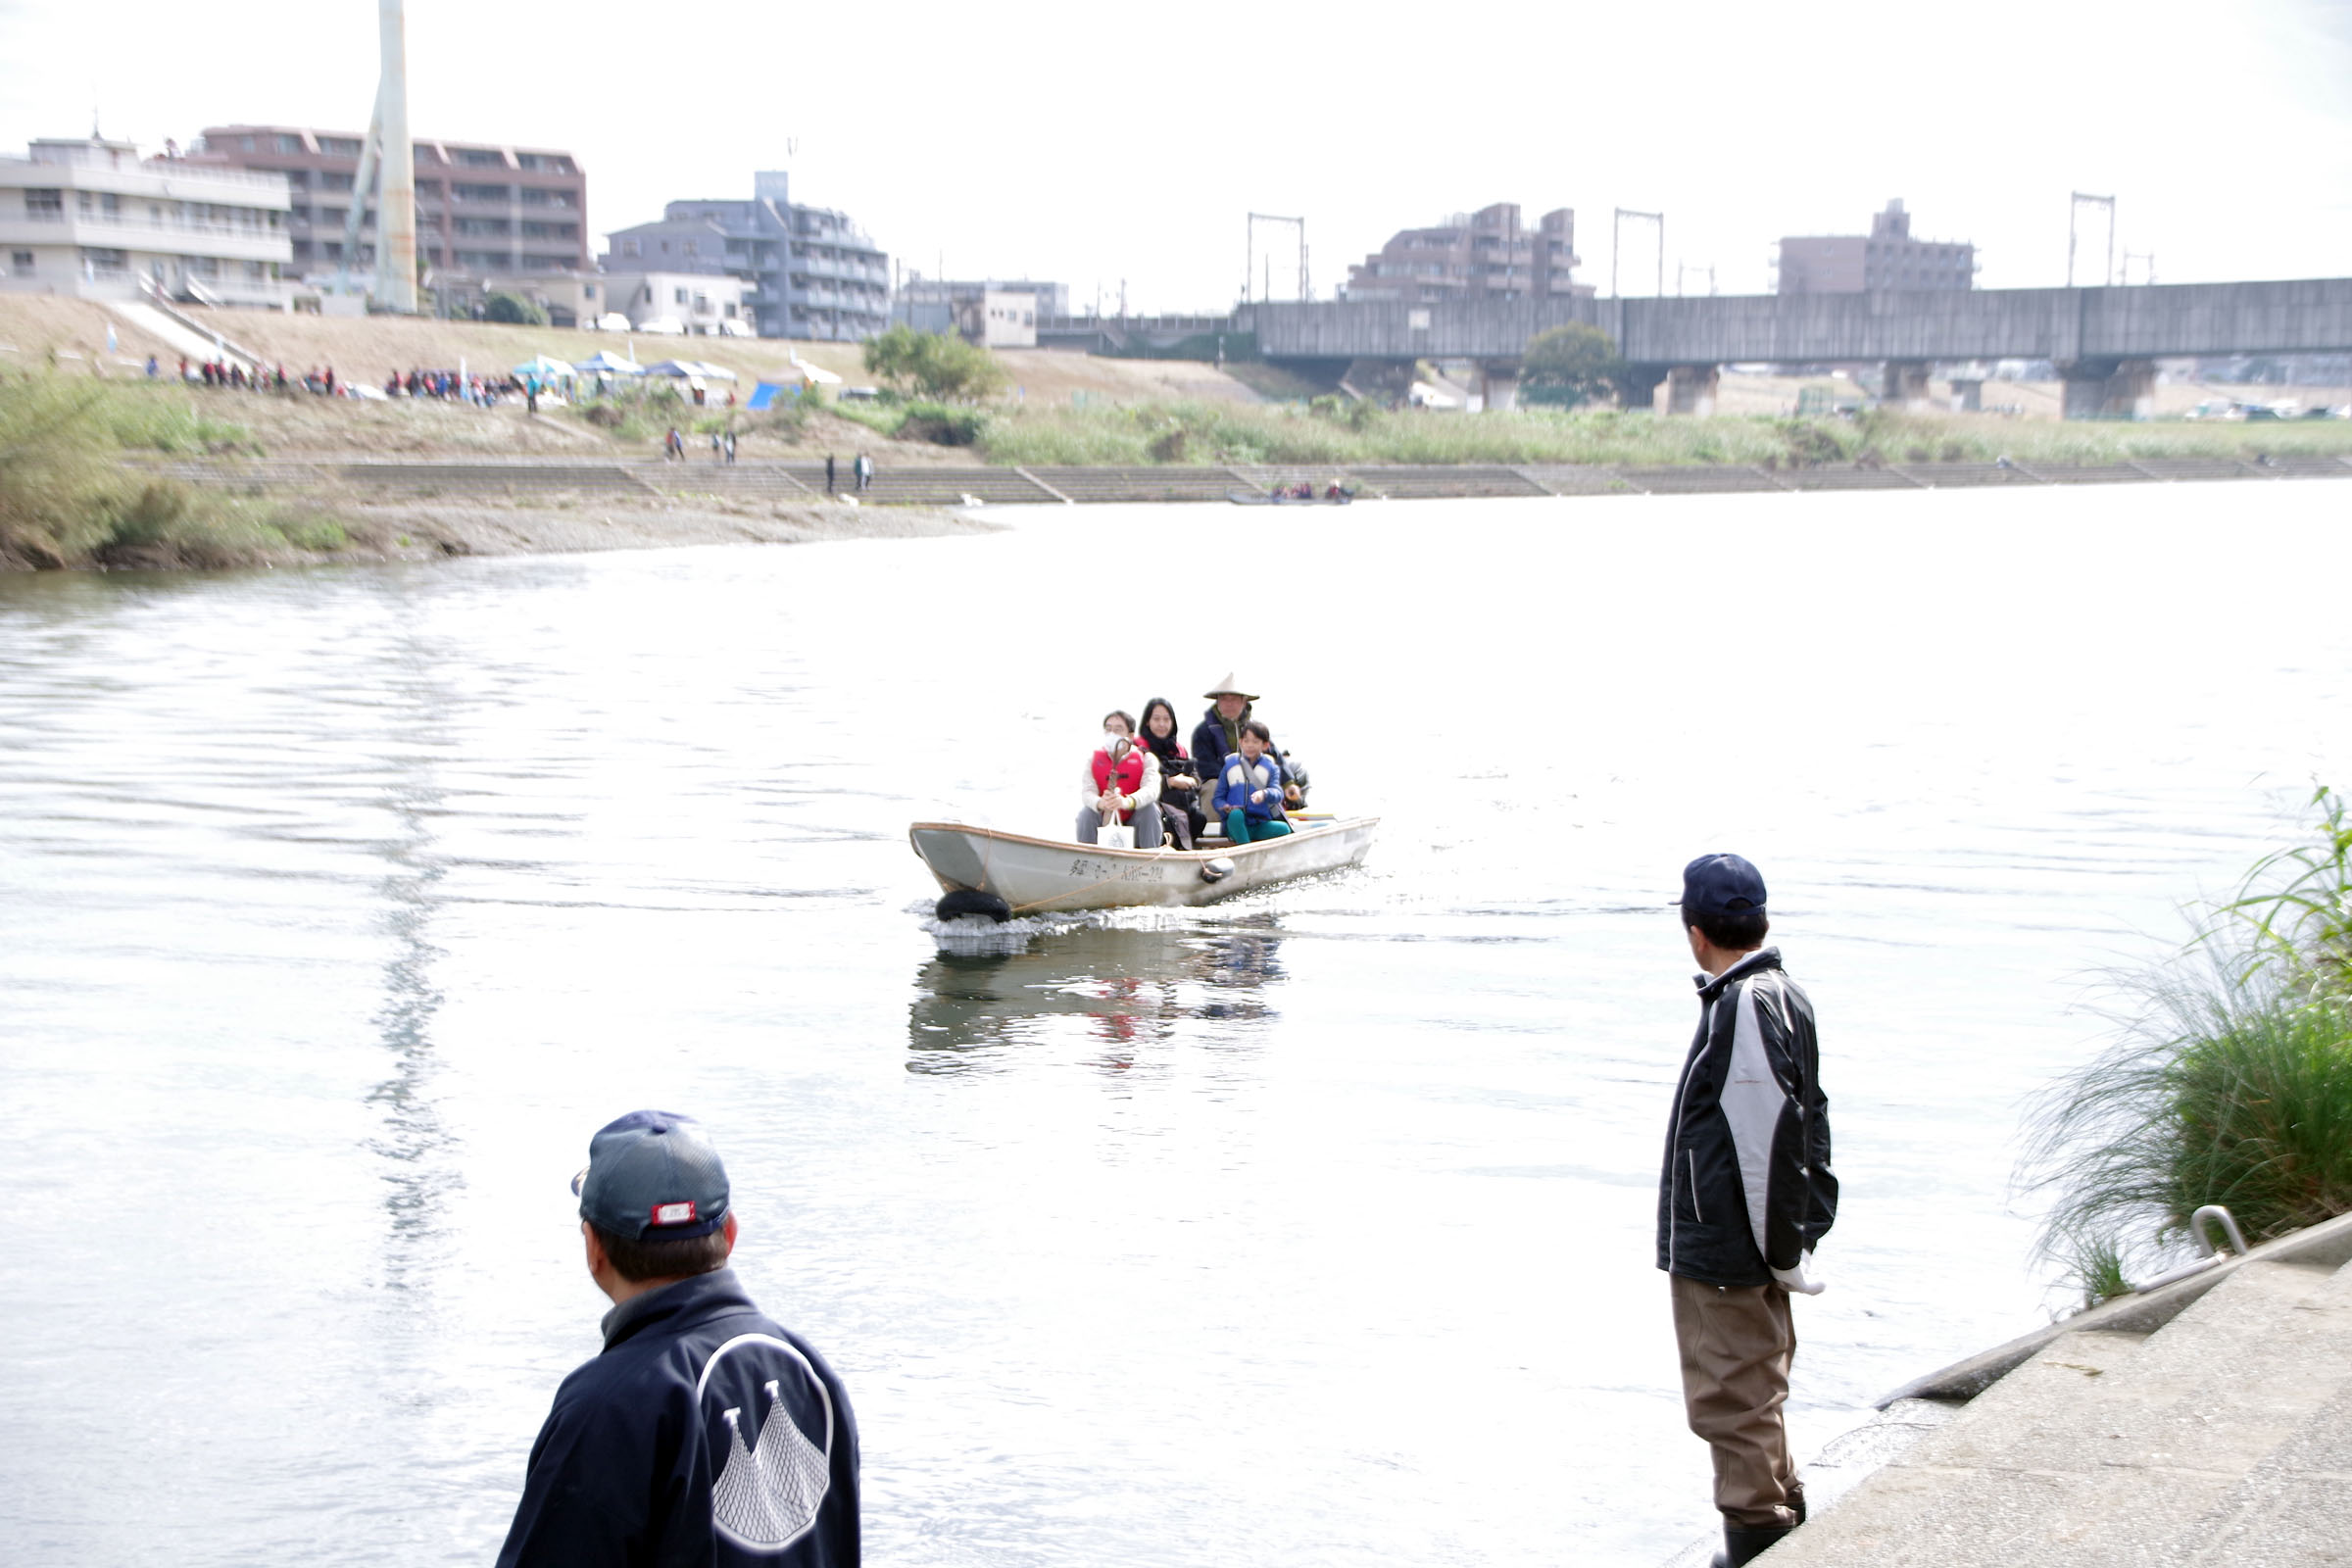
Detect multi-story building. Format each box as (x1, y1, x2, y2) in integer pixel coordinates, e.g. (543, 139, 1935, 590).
(1342, 203, 1587, 304)
(600, 270, 751, 335)
(603, 172, 888, 341)
(1776, 200, 1974, 294)
(189, 124, 590, 276)
(0, 134, 291, 306)
(892, 275, 1066, 346)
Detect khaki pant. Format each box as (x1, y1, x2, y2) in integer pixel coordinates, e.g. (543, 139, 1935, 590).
(1670, 1273, 1800, 1528)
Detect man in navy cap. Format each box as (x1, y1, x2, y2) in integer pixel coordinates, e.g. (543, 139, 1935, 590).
(497, 1111, 861, 1567)
(1659, 856, 1838, 1568)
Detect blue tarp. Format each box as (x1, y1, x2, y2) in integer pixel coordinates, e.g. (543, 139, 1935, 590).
(748, 380, 798, 411)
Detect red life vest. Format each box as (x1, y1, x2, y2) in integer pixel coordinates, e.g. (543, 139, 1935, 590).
(1091, 745, 1148, 823)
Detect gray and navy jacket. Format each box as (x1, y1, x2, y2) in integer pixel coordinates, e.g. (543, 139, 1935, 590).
(497, 1268, 859, 1568)
(1656, 948, 1838, 1288)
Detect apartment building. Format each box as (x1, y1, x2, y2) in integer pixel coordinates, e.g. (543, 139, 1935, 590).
(190, 124, 590, 275)
(603, 171, 887, 341)
(0, 134, 291, 306)
(1777, 200, 1974, 294)
(1343, 204, 1587, 304)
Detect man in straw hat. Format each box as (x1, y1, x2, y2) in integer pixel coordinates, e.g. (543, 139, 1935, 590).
(1194, 676, 1309, 813)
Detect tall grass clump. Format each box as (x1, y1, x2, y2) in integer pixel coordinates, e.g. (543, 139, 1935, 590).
(2027, 786, 2352, 1303)
(1, 372, 329, 569)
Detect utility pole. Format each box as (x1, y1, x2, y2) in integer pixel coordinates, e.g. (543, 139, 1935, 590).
(1246, 213, 1307, 304)
(1612, 209, 1663, 297)
(2068, 192, 2115, 288)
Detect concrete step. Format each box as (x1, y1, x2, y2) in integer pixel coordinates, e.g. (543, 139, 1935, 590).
(1765, 1257, 2352, 1567)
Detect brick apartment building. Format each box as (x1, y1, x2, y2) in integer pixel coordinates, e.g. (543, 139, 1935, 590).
(190, 124, 590, 275)
(1343, 203, 1588, 304)
(1776, 200, 1974, 293)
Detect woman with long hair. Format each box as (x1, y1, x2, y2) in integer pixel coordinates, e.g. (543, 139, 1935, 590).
(1137, 697, 1203, 851)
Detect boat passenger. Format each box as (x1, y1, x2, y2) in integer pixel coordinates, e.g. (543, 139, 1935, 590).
(1214, 722, 1293, 845)
(1138, 697, 1203, 851)
(1076, 710, 1163, 849)
(1193, 676, 1307, 811)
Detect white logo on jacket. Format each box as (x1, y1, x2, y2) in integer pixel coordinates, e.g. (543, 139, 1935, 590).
(700, 1333, 833, 1552)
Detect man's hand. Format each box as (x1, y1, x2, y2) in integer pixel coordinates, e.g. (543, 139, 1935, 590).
(1772, 1252, 1825, 1296)
(1099, 790, 1123, 817)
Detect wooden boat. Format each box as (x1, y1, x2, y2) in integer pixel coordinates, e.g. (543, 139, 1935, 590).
(910, 815, 1380, 915)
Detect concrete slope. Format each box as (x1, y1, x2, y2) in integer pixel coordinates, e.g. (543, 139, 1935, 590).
(104, 301, 256, 372)
(1765, 1257, 2352, 1567)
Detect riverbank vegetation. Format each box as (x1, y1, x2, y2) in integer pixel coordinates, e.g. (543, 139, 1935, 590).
(0, 374, 346, 568)
(2029, 787, 2352, 1305)
(949, 399, 2352, 470)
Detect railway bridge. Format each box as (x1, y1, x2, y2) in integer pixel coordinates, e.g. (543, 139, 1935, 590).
(1238, 278, 2352, 416)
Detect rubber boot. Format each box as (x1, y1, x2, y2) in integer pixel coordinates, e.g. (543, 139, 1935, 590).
(1710, 1523, 1794, 1567)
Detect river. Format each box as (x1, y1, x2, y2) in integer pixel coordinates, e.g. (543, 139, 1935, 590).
(3, 480, 2348, 1566)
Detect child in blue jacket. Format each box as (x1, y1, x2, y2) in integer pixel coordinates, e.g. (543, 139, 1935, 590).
(1213, 721, 1293, 844)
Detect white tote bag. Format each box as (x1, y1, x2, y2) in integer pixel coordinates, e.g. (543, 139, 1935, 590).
(1095, 821, 1135, 850)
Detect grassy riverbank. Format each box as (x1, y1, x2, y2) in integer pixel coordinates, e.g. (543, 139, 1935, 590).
(0, 374, 348, 568)
(870, 398, 2352, 470)
(2031, 787, 2352, 1303)
(0, 374, 986, 569)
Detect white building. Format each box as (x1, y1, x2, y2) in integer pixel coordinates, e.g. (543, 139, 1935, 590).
(0, 135, 293, 308)
(599, 270, 749, 334)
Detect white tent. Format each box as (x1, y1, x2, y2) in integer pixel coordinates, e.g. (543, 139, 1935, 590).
(787, 352, 843, 386)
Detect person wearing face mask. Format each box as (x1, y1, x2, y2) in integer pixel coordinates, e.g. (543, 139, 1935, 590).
(1076, 710, 1163, 849)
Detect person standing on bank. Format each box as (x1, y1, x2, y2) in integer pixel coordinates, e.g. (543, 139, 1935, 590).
(497, 1110, 861, 1568)
(1660, 855, 1836, 1568)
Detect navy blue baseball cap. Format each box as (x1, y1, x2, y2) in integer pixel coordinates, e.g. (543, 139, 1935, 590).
(1680, 853, 1768, 918)
(570, 1110, 730, 1241)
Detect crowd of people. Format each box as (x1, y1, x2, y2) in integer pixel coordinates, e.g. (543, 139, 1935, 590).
(1078, 676, 1311, 852)
(157, 355, 337, 395)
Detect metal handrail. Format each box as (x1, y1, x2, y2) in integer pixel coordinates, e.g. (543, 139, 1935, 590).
(2128, 1204, 2251, 1294)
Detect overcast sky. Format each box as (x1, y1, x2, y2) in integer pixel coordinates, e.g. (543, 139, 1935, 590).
(3, 0, 2347, 310)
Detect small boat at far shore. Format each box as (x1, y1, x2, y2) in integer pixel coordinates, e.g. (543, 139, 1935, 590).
(911, 816, 1379, 916)
(1226, 489, 1354, 506)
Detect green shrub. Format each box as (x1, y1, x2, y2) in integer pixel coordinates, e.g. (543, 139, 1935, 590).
(2028, 788, 2352, 1286)
(899, 401, 989, 446)
(483, 292, 548, 325)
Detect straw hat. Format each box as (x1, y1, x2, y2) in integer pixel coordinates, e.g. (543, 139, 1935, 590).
(1202, 673, 1260, 701)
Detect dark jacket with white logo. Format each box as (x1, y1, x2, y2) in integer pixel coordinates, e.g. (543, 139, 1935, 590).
(1656, 949, 1838, 1289)
(497, 1268, 859, 1568)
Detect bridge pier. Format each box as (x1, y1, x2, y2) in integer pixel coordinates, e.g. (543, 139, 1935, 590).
(1664, 365, 1720, 416)
(1617, 365, 1669, 414)
(1475, 362, 1520, 413)
(2060, 358, 2160, 419)
(1950, 378, 1984, 413)
(1883, 361, 1934, 412)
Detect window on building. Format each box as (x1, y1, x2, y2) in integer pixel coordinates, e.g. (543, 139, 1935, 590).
(276, 134, 304, 154)
(321, 137, 362, 157)
(620, 239, 640, 258)
(24, 188, 63, 217)
(457, 148, 506, 168)
(240, 135, 256, 152)
(673, 287, 688, 305)
(9, 250, 31, 271)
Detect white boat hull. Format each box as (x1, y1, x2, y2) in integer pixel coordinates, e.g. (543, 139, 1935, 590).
(910, 817, 1380, 914)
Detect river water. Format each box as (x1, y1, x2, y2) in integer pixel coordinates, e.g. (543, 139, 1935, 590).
(4, 481, 2349, 1566)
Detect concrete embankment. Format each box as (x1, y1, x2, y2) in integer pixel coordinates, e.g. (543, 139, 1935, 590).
(1745, 1211, 2352, 1567)
(159, 451, 2352, 509)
